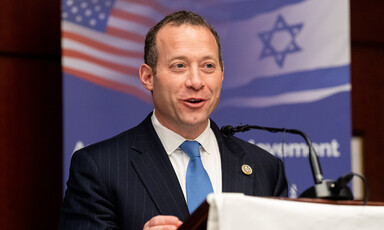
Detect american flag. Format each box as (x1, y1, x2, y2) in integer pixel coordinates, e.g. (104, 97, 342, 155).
(61, 0, 171, 102)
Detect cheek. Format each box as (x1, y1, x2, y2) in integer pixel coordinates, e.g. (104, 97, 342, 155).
(208, 78, 223, 94)
(153, 79, 179, 102)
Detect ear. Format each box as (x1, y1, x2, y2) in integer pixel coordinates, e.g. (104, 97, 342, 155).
(139, 64, 154, 91)
(221, 64, 224, 81)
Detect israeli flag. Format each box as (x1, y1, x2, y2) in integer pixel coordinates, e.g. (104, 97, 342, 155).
(214, 0, 350, 108)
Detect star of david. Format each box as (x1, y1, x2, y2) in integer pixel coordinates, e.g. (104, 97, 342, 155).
(258, 15, 303, 67)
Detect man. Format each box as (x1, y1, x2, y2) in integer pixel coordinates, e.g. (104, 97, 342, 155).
(59, 10, 288, 230)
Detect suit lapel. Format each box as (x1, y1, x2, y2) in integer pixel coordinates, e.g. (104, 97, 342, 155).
(128, 116, 253, 219)
(211, 121, 254, 195)
(129, 115, 190, 220)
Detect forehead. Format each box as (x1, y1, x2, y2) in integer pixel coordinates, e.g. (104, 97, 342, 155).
(155, 24, 218, 55)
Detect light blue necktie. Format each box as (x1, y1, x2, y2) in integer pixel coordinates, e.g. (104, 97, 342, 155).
(180, 140, 214, 213)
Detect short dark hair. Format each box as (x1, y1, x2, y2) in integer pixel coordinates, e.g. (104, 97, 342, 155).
(144, 10, 223, 76)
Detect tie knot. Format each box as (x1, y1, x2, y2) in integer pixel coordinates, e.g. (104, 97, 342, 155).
(180, 141, 200, 158)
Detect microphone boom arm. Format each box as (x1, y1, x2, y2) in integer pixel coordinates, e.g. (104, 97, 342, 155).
(233, 125, 324, 184)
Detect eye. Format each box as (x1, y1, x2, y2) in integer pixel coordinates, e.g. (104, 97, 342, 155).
(170, 63, 186, 69)
(169, 62, 187, 73)
(202, 63, 216, 73)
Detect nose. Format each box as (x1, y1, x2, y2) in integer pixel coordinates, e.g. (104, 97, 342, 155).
(185, 67, 205, 91)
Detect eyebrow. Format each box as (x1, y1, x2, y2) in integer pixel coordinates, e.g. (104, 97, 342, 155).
(168, 55, 218, 62)
(169, 56, 188, 62)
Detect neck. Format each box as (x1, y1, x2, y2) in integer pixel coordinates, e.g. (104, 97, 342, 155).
(165, 121, 208, 140)
(177, 124, 208, 140)
(154, 113, 209, 140)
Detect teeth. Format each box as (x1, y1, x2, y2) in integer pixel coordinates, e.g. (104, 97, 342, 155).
(188, 99, 201, 103)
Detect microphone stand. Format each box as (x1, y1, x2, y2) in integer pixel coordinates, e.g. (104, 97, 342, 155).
(222, 124, 353, 200)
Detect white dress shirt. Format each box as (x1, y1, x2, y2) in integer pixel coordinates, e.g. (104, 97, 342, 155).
(151, 111, 222, 201)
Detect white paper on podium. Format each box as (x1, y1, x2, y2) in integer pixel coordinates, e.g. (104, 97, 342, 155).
(206, 193, 384, 230)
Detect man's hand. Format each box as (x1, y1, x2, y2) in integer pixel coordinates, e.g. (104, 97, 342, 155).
(143, 215, 183, 230)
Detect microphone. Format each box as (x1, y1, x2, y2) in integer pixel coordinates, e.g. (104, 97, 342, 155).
(331, 173, 354, 193)
(221, 123, 354, 200)
(221, 125, 238, 136)
(220, 125, 235, 136)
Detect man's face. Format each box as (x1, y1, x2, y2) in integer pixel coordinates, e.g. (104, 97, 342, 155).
(140, 24, 224, 138)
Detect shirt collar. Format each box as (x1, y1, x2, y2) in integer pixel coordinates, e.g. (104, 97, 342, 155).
(151, 110, 215, 156)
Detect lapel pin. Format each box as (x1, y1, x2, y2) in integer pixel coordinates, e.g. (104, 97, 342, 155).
(241, 164, 252, 175)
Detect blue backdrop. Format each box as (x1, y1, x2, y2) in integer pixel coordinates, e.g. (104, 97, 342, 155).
(62, 0, 351, 197)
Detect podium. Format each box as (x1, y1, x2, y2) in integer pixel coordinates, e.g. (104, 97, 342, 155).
(179, 194, 384, 230)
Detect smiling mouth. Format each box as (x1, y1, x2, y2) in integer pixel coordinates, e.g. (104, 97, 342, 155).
(187, 99, 204, 103)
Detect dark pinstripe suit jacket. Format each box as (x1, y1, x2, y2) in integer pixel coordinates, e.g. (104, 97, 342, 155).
(59, 113, 288, 229)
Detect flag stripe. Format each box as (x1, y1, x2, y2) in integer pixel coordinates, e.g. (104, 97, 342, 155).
(62, 38, 142, 67)
(108, 16, 150, 36)
(222, 65, 350, 97)
(106, 26, 145, 42)
(110, 8, 157, 27)
(63, 57, 142, 87)
(63, 49, 139, 76)
(118, 0, 169, 19)
(64, 67, 152, 102)
(220, 84, 351, 108)
(62, 22, 143, 52)
(62, 31, 143, 58)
